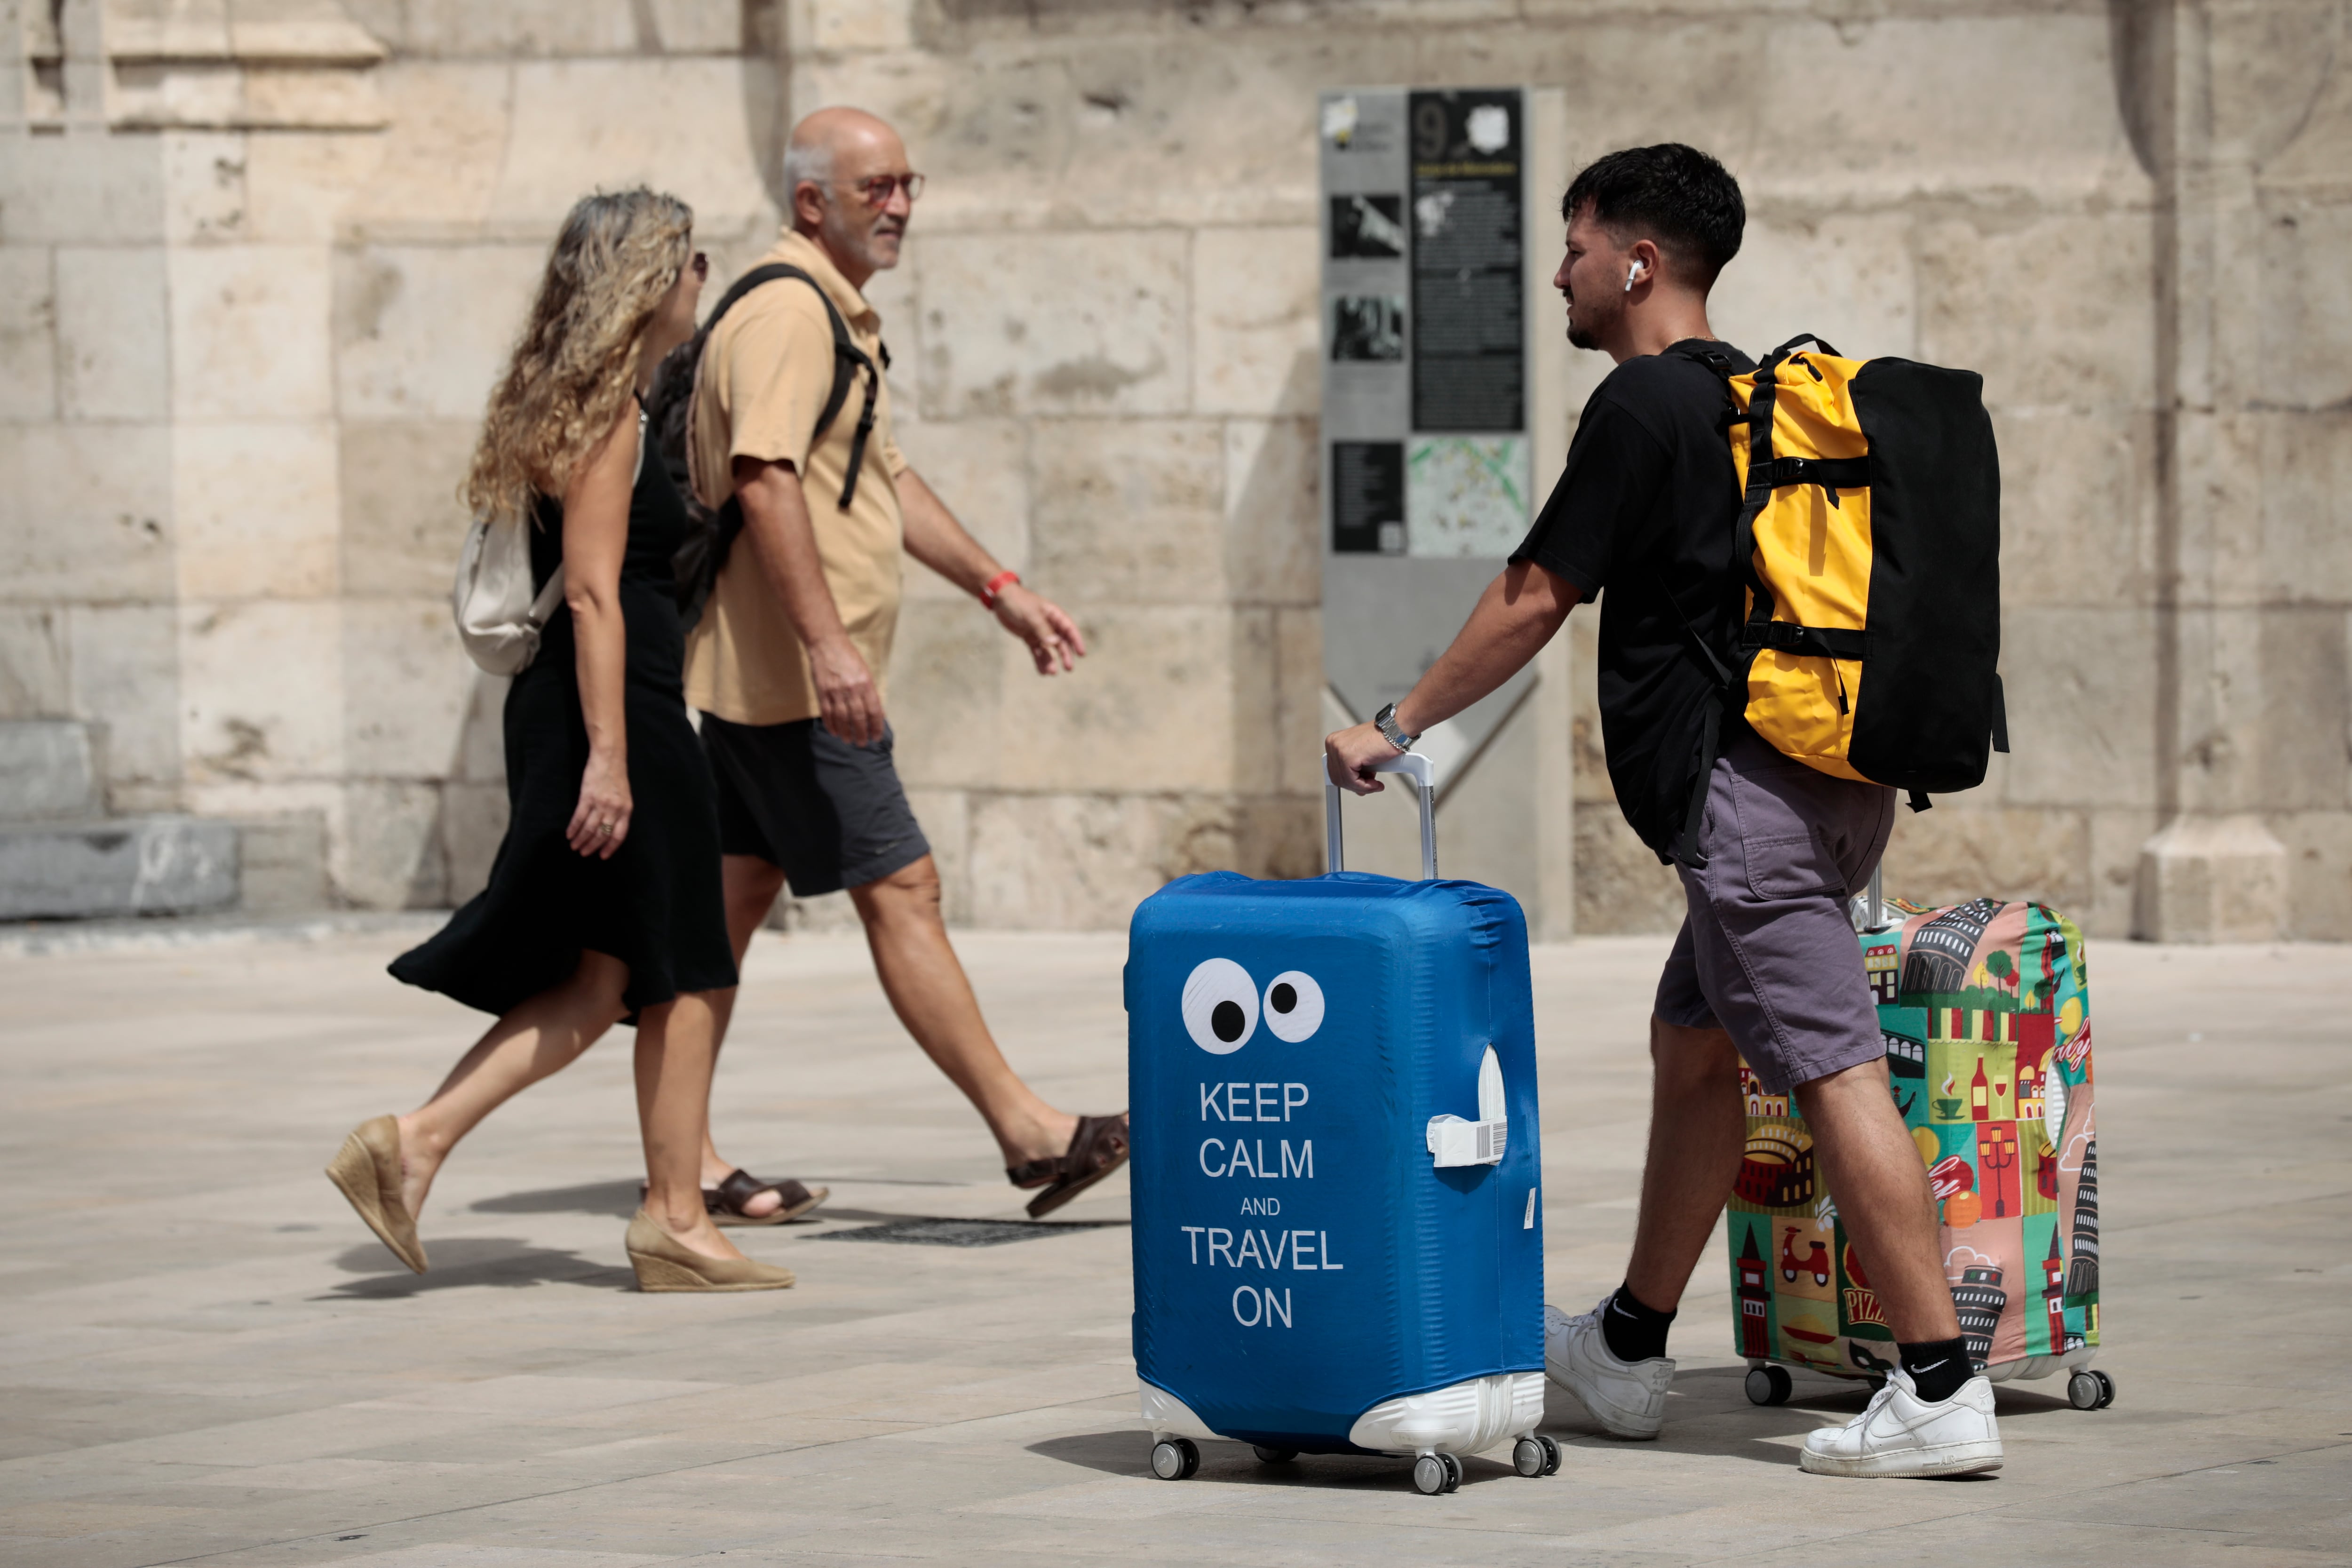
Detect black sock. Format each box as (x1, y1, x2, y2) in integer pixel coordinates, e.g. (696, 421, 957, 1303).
(1898, 1337, 1971, 1402)
(1599, 1283, 1676, 1363)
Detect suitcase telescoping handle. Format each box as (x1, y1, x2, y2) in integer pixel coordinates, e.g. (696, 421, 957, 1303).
(1324, 750, 1437, 880)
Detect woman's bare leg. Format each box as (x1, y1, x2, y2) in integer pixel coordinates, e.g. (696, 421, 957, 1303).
(393, 951, 630, 1221)
(634, 990, 750, 1262)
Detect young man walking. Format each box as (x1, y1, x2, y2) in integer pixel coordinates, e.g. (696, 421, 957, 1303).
(685, 107, 1128, 1220)
(1325, 144, 2001, 1478)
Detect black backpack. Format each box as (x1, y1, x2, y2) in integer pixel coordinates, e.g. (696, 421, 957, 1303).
(645, 263, 890, 629)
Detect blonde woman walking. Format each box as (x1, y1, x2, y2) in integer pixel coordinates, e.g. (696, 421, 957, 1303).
(326, 189, 792, 1293)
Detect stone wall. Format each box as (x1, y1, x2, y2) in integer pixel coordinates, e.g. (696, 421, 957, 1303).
(3, 0, 2347, 939)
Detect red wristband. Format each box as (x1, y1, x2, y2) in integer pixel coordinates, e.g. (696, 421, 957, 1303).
(979, 570, 1021, 610)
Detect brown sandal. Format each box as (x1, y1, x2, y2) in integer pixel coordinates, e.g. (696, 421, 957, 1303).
(1009, 1113, 1130, 1218)
(636, 1171, 829, 1227)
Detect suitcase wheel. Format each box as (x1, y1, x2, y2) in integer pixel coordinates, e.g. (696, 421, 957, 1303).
(1412, 1452, 1464, 1495)
(1512, 1435, 1560, 1478)
(1744, 1365, 1793, 1406)
(1251, 1445, 1298, 1465)
(1150, 1437, 1200, 1480)
(2066, 1370, 2101, 1410)
(2095, 1370, 2116, 1408)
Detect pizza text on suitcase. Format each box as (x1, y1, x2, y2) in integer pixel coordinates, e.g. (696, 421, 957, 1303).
(1426, 1045, 1508, 1168)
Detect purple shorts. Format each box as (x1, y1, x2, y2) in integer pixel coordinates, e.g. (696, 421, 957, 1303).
(1653, 726, 1896, 1094)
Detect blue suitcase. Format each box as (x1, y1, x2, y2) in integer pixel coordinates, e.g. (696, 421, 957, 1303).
(1127, 754, 1556, 1494)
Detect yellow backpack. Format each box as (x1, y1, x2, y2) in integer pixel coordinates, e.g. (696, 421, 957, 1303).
(1665, 334, 2007, 866)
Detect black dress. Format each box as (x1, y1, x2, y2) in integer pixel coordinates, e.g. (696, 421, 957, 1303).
(392, 421, 737, 1019)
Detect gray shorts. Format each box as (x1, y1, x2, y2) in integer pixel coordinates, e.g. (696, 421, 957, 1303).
(1653, 726, 1895, 1094)
(700, 715, 931, 898)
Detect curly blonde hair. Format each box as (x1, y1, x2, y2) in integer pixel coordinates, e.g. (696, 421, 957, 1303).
(465, 188, 695, 523)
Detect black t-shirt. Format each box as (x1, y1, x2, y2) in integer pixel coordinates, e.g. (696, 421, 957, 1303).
(1510, 339, 1754, 860)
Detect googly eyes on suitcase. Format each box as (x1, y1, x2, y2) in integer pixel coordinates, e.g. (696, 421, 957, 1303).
(1127, 753, 1558, 1494)
(1727, 882, 2110, 1414)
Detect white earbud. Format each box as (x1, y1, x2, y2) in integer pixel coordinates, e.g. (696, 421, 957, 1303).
(1625, 260, 1641, 293)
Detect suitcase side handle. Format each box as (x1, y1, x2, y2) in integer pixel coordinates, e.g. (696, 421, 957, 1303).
(1324, 751, 1437, 879)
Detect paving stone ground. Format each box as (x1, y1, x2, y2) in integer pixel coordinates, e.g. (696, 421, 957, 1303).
(1, 923, 2346, 1567)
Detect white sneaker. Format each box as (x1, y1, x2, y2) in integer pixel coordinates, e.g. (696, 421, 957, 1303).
(1798, 1367, 2003, 1478)
(1544, 1296, 1674, 1439)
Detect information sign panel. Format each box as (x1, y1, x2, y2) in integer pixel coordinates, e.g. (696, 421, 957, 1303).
(1320, 87, 1533, 770)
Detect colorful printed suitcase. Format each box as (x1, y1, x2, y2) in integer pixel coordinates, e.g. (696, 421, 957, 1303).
(1725, 882, 2112, 1412)
(1128, 752, 1557, 1495)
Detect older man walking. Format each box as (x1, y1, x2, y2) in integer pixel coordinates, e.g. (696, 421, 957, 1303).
(684, 107, 1128, 1220)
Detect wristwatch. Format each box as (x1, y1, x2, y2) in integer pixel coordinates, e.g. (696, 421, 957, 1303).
(1373, 701, 1417, 754)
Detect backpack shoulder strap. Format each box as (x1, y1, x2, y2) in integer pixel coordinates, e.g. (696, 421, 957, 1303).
(714, 263, 881, 512)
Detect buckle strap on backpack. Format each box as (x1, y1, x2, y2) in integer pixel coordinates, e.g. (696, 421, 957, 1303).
(1738, 622, 1868, 660)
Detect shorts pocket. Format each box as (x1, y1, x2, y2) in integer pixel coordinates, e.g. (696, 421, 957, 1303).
(1729, 771, 1845, 901)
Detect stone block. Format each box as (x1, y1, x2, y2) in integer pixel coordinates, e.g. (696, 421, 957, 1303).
(2261, 199, 2352, 412)
(370, 0, 641, 56)
(489, 59, 779, 233)
(0, 815, 238, 919)
(179, 598, 343, 785)
(1996, 606, 2158, 810)
(966, 790, 1230, 931)
(886, 607, 1003, 791)
(334, 779, 447, 908)
(239, 131, 391, 246)
(0, 134, 167, 244)
(2133, 813, 2289, 942)
(1433, 692, 1543, 918)
(1708, 210, 1915, 364)
(1228, 607, 1279, 796)
(55, 244, 170, 421)
(453, 672, 510, 783)
(0, 247, 57, 422)
(1754, 15, 2143, 203)
(2086, 806, 2159, 939)
(2256, 606, 2351, 812)
(1224, 417, 1318, 608)
(333, 244, 545, 419)
(804, 0, 913, 51)
(438, 780, 507, 905)
(893, 418, 1026, 604)
(1916, 210, 2155, 414)
(916, 230, 1189, 419)
(0, 609, 71, 719)
(342, 598, 475, 777)
(1879, 804, 2090, 913)
(339, 418, 477, 598)
(172, 421, 341, 599)
(1192, 225, 1318, 418)
(2260, 409, 2352, 605)
(0, 719, 100, 820)
(0, 423, 175, 605)
(1027, 419, 1223, 605)
(993, 605, 1232, 793)
(1996, 409, 2156, 607)
(230, 809, 331, 915)
(160, 131, 252, 246)
(339, 62, 513, 236)
(2272, 808, 2352, 942)
(1574, 808, 1684, 936)
(169, 245, 335, 422)
(68, 605, 181, 792)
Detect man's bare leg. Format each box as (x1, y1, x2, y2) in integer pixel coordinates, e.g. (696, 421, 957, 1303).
(1622, 1016, 1748, 1312)
(848, 856, 1077, 1168)
(1793, 1059, 1961, 1341)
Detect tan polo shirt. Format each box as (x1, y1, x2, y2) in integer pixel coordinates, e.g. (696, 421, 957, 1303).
(683, 228, 909, 727)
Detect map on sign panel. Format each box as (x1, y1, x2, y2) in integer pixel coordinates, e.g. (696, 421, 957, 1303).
(1406, 436, 1530, 558)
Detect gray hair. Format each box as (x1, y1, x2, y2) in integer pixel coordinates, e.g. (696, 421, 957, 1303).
(783, 138, 834, 193)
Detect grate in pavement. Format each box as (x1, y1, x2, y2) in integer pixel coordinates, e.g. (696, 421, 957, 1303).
(814, 1217, 1121, 1248)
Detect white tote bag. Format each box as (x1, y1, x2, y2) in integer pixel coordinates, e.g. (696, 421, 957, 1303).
(450, 413, 646, 674)
(451, 518, 564, 676)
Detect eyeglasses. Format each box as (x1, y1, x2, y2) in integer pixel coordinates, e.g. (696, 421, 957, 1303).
(690, 252, 708, 278)
(842, 172, 925, 207)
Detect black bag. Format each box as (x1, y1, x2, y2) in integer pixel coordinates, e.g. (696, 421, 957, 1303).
(645, 263, 890, 629)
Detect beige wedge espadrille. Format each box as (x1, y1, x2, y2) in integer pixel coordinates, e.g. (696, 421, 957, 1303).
(325, 1114, 427, 1274)
(624, 1209, 796, 1292)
